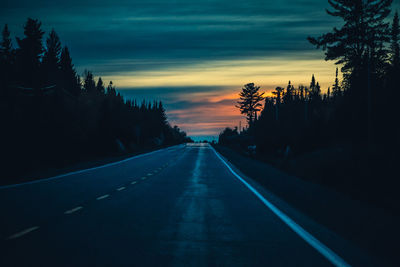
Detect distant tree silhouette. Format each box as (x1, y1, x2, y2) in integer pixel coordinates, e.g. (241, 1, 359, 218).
(96, 77, 105, 94)
(16, 18, 45, 87)
(390, 11, 400, 67)
(272, 86, 284, 121)
(0, 24, 14, 97)
(332, 68, 341, 99)
(236, 83, 265, 125)
(0, 18, 191, 183)
(218, 127, 239, 145)
(59, 46, 81, 97)
(83, 70, 96, 94)
(42, 29, 61, 86)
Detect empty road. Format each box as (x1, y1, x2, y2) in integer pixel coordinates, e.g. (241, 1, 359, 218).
(0, 143, 366, 266)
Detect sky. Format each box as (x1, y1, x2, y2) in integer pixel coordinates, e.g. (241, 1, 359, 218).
(1, 0, 399, 139)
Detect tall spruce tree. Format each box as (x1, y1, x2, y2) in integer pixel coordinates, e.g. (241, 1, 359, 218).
(0, 24, 14, 96)
(390, 11, 400, 68)
(0, 24, 13, 65)
(16, 18, 45, 87)
(42, 29, 62, 86)
(83, 70, 96, 94)
(96, 77, 105, 94)
(332, 67, 341, 98)
(59, 46, 81, 96)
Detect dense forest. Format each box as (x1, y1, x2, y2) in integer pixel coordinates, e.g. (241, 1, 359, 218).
(0, 18, 191, 183)
(219, 0, 399, 211)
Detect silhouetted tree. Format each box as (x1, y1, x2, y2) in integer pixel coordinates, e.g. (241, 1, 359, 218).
(236, 83, 265, 125)
(272, 86, 284, 121)
(42, 29, 61, 85)
(16, 18, 45, 87)
(96, 77, 105, 94)
(59, 46, 81, 96)
(0, 24, 14, 97)
(83, 70, 96, 94)
(332, 68, 341, 98)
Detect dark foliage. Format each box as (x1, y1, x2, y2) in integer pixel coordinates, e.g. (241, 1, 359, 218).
(0, 18, 191, 182)
(219, 1, 400, 211)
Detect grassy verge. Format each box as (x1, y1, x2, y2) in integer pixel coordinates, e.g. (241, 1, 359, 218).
(1, 145, 175, 187)
(213, 144, 399, 266)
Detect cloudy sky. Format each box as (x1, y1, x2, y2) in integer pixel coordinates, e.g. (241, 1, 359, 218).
(1, 0, 399, 139)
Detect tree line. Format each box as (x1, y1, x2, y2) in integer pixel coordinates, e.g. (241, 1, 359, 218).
(219, 0, 399, 207)
(0, 18, 191, 181)
(222, 0, 398, 154)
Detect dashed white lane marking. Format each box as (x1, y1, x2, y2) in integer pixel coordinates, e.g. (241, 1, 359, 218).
(141, 177, 147, 180)
(131, 181, 137, 185)
(117, 187, 126, 191)
(7, 226, 39, 240)
(147, 173, 153, 176)
(210, 146, 351, 267)
(64, 206, 83, 215)
(96, 194, 109, 200)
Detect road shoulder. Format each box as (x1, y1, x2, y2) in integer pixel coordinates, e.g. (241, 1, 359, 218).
(213, 145, 399, 267)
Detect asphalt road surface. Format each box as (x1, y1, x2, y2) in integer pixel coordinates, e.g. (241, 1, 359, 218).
(0, 143, 367, 266)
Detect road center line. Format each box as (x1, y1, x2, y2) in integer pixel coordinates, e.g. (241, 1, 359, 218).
(96, 194, 109, 200)
(7, 226, 39, 240)
(210, 145, 351, 267)
(117, 187, 126, 191)
(64, 206, 83, 214)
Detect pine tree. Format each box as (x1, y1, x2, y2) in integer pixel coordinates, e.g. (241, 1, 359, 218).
(96, 77, 105, 94)
(272, 86, 284, 121)
(332, 67, 341, 98)
(390, 11, 400, 68)
(42, 29, 62, 85)
(83, 70, 96, 93)
(308, 0, 392, 75)
(60, 46, 80, 96)
(283, 80, 294, 104)
(0, 24, 14, 96)
(236, 83, 265, 125)
(0, 24, 14, 64)
(106, 81, 116, 96)
(16, 18, 45, 87)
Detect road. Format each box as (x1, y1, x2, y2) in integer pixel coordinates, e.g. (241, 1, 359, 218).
(0, 143, 361, 266)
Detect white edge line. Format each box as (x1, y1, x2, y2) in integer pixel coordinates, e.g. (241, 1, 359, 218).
(7, 226, 39, 240)
(0, 144, 184, 189)
(209, 145, 351, 267)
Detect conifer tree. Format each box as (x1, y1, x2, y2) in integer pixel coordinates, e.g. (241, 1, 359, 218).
(16, 18, 45, 87)
(42, 29, 62, 85)
(236, 83, 265, 124)
(96, 77, 105, 94)
(390, 11, 400, 68)
(83, 70, 96, 93)
(308, 0, 392, 76)
(332, 67, 341, 98)
(0, 24, 13, 64)
(0, 24, 14, 96)
(60, 46, 81, 96)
